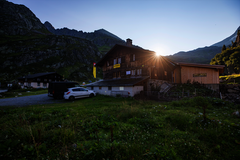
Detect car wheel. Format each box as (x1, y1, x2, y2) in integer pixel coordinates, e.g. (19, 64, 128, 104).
(69, 96, 75, 101)
(89, 93, 94, 98)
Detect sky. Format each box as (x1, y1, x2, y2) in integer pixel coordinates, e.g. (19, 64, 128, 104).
(8, 0, 240, 56)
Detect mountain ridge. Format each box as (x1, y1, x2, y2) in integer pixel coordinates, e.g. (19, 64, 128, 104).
(44, 21, 125, 53)
(167, 26, 240, 64)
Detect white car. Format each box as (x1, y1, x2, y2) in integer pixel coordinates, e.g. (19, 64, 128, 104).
(64, 87, 96, 100)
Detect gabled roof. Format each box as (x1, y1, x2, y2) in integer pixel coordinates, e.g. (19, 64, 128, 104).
(86, 76, 150, 87)
(18, 72, 61, 79)
(96, 44, 155, 67)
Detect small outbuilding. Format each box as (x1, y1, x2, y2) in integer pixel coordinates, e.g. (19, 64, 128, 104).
(18, 72, 63, 88)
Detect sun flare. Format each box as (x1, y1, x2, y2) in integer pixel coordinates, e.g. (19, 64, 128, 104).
(155, 52, 161, 56)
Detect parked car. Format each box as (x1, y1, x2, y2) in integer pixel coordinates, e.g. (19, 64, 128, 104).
(48, 82, 80, 99)
(64, 87, 96, 100)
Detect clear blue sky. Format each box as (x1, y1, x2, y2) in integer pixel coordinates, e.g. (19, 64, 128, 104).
(8, 0, 240, 56)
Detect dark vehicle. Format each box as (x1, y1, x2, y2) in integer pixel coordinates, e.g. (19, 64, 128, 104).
(48, 82, 80, 99)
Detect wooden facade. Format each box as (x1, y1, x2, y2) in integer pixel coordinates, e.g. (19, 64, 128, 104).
(97, 43, 175, 82)
(173, 63, 224, 84)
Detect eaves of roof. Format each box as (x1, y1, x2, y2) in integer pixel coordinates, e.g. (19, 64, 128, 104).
(176, 62, 225, 69)
(18, 72, 59, 79)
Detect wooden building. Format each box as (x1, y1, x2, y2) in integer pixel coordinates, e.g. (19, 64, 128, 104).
(173, 62, 224, 84)
(86, 39, 224, 96)
(18, 72, 63, 88)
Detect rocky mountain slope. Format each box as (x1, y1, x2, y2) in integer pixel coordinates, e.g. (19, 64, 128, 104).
(44, 21, 125, 54)
(211, 26, 240, 47)
(167, 46, 222, 64)
(0, 0, 101, 82)
(167, 26, 240, 64)
(0, 0, 47, 35)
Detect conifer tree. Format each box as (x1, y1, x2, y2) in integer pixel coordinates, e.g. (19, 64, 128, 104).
(222, 44, 226, 51)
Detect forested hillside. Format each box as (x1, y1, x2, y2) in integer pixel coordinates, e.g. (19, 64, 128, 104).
(210, 31, 240, 74)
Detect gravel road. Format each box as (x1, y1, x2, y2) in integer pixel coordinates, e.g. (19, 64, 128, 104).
(0, 94, 66, 107)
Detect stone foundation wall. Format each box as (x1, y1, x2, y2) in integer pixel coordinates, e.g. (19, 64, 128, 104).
(147, 79, 169, 91)
(220, 84, 240, 104)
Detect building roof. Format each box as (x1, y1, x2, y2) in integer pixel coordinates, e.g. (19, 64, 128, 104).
(86, 76, 150, 87)
(96, 44, 155, 66)
(175, 62, 225, 69)
(18, 72, 61, 79)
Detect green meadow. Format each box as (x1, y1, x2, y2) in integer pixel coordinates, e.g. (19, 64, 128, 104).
(0, 95, 239, 159)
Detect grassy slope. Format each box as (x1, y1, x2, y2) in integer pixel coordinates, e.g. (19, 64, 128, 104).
(0, 95, 239, 159)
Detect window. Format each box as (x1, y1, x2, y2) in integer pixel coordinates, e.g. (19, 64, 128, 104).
(118, 58, 121, 64)
(99, 86, 102, 90)
(91, 86, 94, 90)
(126, 71, 131, 75)
(108, 86, 112, 90)
(80, 88, 87, 91)
(37, 82, 40, 86)
(164, 71, 167, 76)
(49, 79, 51, 82)
(117, 72, 121, 78)
(37, 78, 40, 81)
(119, 86, 124, 90)
(193, 73, 207, 77)
(113, 59, 117, 65)
(44, 79, 47, 82)
(133, 54, 135, 61)
(28, 82, 31, 87)
(131, 70, 135, 75)
(72, 88, 80, 92)
(137, 69, 142, 75)
(43, 83, 47, 87)
(113, 72, 116, 78)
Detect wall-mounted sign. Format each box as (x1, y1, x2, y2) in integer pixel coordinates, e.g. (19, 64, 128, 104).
(113, 64, 120, 69)
(193, 73, 207, 77)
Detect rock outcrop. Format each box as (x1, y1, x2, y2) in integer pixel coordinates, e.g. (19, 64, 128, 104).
(0, 0, 48, 35)
(220, 84, 240, 104)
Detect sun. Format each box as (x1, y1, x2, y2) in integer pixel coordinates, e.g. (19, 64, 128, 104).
(155, 52, 161, 56)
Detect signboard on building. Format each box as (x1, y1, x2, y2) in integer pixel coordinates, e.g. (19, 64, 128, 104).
(113, 64, 120, 69)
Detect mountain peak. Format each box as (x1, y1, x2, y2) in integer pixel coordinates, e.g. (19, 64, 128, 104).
(211, 26, 240, 47)
(94, 28, 122, 40)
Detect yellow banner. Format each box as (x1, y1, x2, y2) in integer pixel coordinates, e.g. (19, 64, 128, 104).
(113, 64, 120, 69)
(93, 66, 96, 78)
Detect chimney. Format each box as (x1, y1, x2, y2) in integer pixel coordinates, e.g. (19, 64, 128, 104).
(126, 38, 132, 46)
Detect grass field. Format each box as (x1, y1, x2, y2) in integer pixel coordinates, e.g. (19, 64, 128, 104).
(0, 95, 239, 159)
(0, 88, 48, 98)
